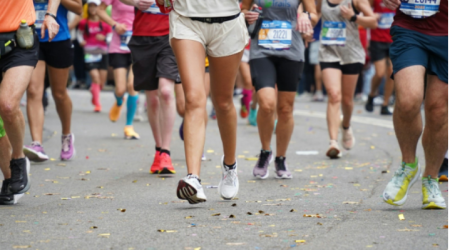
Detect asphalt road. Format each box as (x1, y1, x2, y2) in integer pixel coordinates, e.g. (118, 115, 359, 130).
(0, 90, 447, 250)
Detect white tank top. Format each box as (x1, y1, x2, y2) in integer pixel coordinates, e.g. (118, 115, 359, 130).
(173, 0, 240, 17)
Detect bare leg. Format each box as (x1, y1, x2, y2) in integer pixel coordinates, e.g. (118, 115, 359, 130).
(175, 84, 185, 117)
(0, 135, 11, 179)
(314, 64, 322, 92)
(369, 59, 386, 98)
(341, 74, 359, 128)
(126, 66, 137, 95)
(0, 66, 34, 159)
(322, 68, 343, 140)
(275, 92, 296, 156)
(26, 61, 46, 143)
(48, 66, 72, 135)
(209, 51, 244, 166)
(204, 72, 211, 125)
(422, 75, 448, 178)
(158, 78, 176, 150)
(382, 59, 394, 106)
(257, 87, 276, 151)
(113, 68, 127, 98)
(99, 69, 108, 89)
(171, 39, 206, 176)
(393, 66, 425, 163)
(145, 90, 162, 148)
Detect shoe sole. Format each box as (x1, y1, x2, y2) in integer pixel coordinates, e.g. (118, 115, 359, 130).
(149, 169, 160, 174)
(61, 135, 76, 161)
(326, 147, 341, 159)
(23, 147, 49, 162)
(0, 194, 24, 205)
(177, 180, 206, 204)
(124, 135, 140, 140)
(422, 201, 447, 209)
(275, 173, 293, 179)
(159, 167, 176, 174)
(253, 155, 273, 179)
(383, 165, 421, 206)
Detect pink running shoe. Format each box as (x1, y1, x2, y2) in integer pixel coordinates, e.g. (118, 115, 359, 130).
(23, 142, 49, 162)
(61, 134, 76, 161)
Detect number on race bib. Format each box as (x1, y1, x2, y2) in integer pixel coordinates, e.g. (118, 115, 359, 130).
(120, 31, 133, 51)
(34, 2, 48, 29)
(399, 0, 441, 18)
(258, 20, 292, 50)
(321, 21, 346, 46)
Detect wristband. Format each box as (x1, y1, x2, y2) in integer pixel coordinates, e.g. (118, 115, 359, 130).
(45, 13, 57, 21)
(350, 14, 357, 22)
(304, 11, 311, 20)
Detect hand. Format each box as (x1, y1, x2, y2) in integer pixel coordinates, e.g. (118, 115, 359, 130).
(96, 33, 106, 41)
(340, 3, 355, 20)
(41, 15, 60, 41)
(296, 12, 313, 35)
(244, 10, 260, 25)
(382, 0, 400, 10)
(133, 0, 154, 11)
(302, 32, 315, 48)
(375, 13, 381, 21)
(114, 23, 127, 35)
(79, 41, 86, 47)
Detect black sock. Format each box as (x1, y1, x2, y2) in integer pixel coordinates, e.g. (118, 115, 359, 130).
(160, 149, 170, 156)
(368, 95, 374, 103)
(275, 156, 286, 163)
(224, 162, 236, 170)
(155, 147, 161, 152)
(343, 126, 350, 130)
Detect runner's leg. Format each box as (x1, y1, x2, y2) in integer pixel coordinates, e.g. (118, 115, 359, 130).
(382, 58, 394, 107)
(257, 87, 276, 151)
(145, 90, 162, 148)
(47, 66, 72, 135)
(275, 92, 296, 156)
(0, 134, 11, 179)
(26, 61, 46, 143)
(157, 77, 176, 150)
(341, 74, 359, 128)
(322, 68, 343, 141)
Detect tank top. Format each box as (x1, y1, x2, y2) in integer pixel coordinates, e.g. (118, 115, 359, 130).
(370, 0, 395, 43)
(34, 0, 70, 42)
(319, 0, 365, 65)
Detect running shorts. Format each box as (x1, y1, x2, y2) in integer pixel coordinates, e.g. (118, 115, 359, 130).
(39, 39, 73, 68)
(390, 26, 448, 83)
(0, 116, 5, 138)
(250, 57, 304, 92)
(320, 62, 363, 75)
(0, 34, 38, 74)
(169, 11, 249, 58)
(109, 53, 132, 69)
(369, 41, 391, 62)
(309, 41, 320, 65)
(128, 35, 180, 91)
(85, 54, 108, 71)
(241, 49, 250, 63)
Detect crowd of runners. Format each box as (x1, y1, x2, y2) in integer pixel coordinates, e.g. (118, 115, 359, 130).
(0, 0, 447, 210)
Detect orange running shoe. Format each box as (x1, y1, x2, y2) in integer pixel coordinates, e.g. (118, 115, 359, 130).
(94, 105, 102, 113)
(109, 100, 124, 122)
(240, 99, 249, 118)
(159, 153, 176, 174)
(150, 152, 161, 174)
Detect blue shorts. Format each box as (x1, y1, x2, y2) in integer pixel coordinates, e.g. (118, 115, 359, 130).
(390, 25, 448, 83)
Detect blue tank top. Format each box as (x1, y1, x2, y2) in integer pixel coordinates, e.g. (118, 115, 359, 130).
(34, 0, 70, 42)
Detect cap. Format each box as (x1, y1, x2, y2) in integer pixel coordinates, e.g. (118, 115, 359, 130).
(87, 0, 101, 5)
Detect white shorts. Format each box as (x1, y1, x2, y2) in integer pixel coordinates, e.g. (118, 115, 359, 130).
(169, 11, 249, 58)
(241, 49, 250, 63)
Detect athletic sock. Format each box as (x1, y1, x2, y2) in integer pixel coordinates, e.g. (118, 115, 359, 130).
(126, 94, 139, 126)
(224, 161, 236, 170)
(242, 89, 253, 111)
(91, 83, 101, 106)
(160, 149, 170, 156)
(155, 147, 161, 152)
(368, 95, 374, 104)
(403, 157, 418, 169)
(115, 93, 124, 106)
(343, 126, 350, 130)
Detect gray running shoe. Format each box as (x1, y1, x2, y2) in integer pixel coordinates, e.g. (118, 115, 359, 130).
(253, 150, 273, 179)
(275, 157, 293, 179)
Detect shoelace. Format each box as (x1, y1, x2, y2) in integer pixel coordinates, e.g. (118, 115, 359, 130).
(424, 176, 439, 198)
(257, 152, 270, 169)
(187, 174, 201, 184)
(62, 136, 71, 152)
(30, 141, 41, 147)
(392, 165, 410, 187)
(223, 167, 237, 186)
(10, 161, 22, 183)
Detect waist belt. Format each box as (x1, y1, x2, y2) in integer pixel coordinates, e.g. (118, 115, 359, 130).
(190, 13, 240, 24)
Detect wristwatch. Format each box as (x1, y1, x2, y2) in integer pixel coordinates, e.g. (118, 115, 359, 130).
(350, 14, 358, 22)
(303, 11, 311, 20)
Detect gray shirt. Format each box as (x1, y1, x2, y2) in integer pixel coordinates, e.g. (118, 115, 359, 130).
(250, 0, 305, 62)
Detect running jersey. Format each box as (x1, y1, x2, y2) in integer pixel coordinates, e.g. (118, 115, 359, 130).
(392, 0, 447, 36)
(250, 0, 305, 62)
(133, 6, 169, 37)
(78, 19, 112, 54)
(370, 0, 394, 43)
(172, 0, 240, 17)
(34, 0, 70, 42)
(319, 0, 365, 64)
(102, 0, 135, 53)
(0, 0, 35, 33)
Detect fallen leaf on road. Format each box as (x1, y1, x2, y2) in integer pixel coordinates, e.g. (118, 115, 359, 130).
(13, 246, 31, 249)
(345, 167, 353, 170)
(433, 244, 439, 247)
(231, 203, 237, 207)
(229, 215, 235, 218)
(295, 240, 306, 243)
(157, 230, 177, 233)
(411, 225, 422, 227)
(247, 212, 253, 215)
(226, 243, 245, 246)
(44, 193, 60, 195)
(245, 157, 258, 161)
(303, 214, 322, 218)
(206, 149, 214, 153)
(260, 234, 277, 238)
(290, 209, 296, 212)
(185, 216, 194, 219)
(98, 233, 110, 238)
(117, 208, 126, 212)
(212, 213, 221, 216)
(90, 226, 98, 229)
(343, 201, 359, 205)
(399, 214, 405, 220)
(397, 228, 419, 232)
(44, 168, 50, 171)
(132, 180, 137, 183)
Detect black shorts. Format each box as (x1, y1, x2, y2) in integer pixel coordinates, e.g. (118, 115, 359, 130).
(109, 53, 132, 69)
(250, 57, 303, 92)
(320, 62, 363, 75)
(369, 41, 391, 62)
(85, 54, 108, 71)
(39, 39, 73, 68)
(0, 33, 38, 74)
(128, 35, 180, 91)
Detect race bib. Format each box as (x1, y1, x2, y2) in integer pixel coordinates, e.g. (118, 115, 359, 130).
(34, 0, 48, 29)
(120, 30, 132, 51)
(321, 21, 346, 46)
(378, 13, 394, 29)
(258, 20, 292, 50)
(143, 3, 168, 15)
(399, 0, 441, 19)
(85, 53, 102, 63)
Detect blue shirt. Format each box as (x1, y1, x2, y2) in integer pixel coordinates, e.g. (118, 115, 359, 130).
(34, 0, 70, 42)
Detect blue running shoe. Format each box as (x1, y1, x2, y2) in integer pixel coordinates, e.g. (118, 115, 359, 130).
(248, 108, 257, 126)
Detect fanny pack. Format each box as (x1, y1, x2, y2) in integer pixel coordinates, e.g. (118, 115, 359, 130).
(190, 13, 241, 24)
(0, 32, 16, 59)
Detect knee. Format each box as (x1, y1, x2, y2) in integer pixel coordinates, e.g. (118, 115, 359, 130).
(395, 98, 421, 118)
(116, 88, 126, 97)
(185, 93, 206, 111)
(374, 70, 384, 80)
(0, 99, 18, 121)
(52, 90, 67, 102)
(327, 90, 342, 104)
(176, 102, 185, 117)
(342, 95, 353, 107)
(425, 101, 448, 126)
(213, 97, 234, 113)
(259, 99, 276, 114)
(159, 86, 174, 103)
(277, 103, 294, 118)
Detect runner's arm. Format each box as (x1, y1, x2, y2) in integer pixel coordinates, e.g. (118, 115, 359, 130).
(68, 14, 81, 30)
(241, 0, 260, 25)
(340, 0, 377, 29)
(97, 3, 116, 27)
(61, 0, 83, 15)
(42, 0, 61, 41)
(302, 0, 319, 27)
(316, 0, 322, 19)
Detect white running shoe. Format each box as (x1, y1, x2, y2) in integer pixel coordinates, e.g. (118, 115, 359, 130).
(218, 156, 239, 200)
(422, 176, 447, 209)
(177, 174, 207, 205)
(341, 125, 355, 150)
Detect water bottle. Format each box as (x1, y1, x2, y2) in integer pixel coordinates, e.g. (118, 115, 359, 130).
(16, 20, 34, 49)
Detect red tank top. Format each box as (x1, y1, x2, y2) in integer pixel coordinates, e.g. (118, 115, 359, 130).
(392, 0, 448, 36)
(370, 0, 395, 42)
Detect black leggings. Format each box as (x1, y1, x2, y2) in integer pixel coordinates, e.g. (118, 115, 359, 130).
(320, 62, 363, 75)
(250, 57, 304, 92)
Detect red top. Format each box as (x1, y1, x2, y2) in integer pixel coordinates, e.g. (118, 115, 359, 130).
(392, 0, 448, 36)
(371, 0, 395, 43)
(132, 6, 169, 37)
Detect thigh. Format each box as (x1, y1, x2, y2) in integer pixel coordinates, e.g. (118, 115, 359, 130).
(322, 67, 343, 93)
(250, 57, 277, 92)
(0, 66, 34, 105)
(424, 74, 448, 112)
(209, 50, 244, 101)
(27, 61, 46, 95)
(341, 74, 359, 97)
(277, 91, 296, 110)
(47, 65, 70, 91)
(275, 58, 303, 92)
(395, 65, 426, 105)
